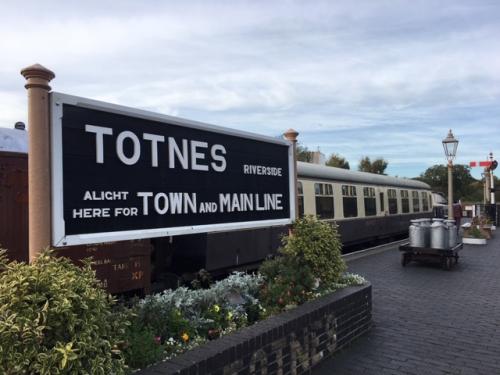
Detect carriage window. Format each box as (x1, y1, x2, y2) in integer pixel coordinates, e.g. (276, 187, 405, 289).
(342, 185, 358, 218)
(401, 190, 410, 213)
(363, 187, 376, 216)
(380, 192, 385, 212)
(412, 191, 420, 212)
(388, 189, 398, 214)
(298, 181, 304, 217)
(421, 191, 429, 211)
(314, 183, 334, 219)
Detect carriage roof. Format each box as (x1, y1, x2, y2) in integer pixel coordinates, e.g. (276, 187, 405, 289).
(297, 161, 430, 190)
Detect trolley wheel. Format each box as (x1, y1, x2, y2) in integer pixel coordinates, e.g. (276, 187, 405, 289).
(442, 257, 453, 271)
(401, 253, 411, 267)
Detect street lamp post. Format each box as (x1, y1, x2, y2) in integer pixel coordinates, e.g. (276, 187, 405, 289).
(442, 129, 459, 220)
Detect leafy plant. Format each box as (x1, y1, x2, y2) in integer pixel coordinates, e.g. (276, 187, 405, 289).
(135, 271, 263, 346)
(259, 256, 316, 314)
(190, 269, 213, 290)
(134, 301, 194, 347)
(280, 215, 346, 286)
(122, 318, 165, 370)
(0, 249, 127, 375)
(465, 226, 485, 239)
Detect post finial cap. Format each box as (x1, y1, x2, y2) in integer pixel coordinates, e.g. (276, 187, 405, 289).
(283, 128, 299, 141)
(21, 63, 55, 81)
(21, 64, 55, 90)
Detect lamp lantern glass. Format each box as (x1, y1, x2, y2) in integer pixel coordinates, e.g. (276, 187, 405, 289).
(442, 129, 458, 162)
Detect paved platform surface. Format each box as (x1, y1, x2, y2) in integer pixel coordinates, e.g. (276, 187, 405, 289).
(313, 235, 500, 375)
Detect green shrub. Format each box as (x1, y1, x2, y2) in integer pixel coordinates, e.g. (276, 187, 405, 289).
(138, 272, 262, 338)
(135, 302, 194, 346)
(190, 268, 213, 289)
(0, 249, 127, 375)
(122, 317, 165, 370)
(467, 226, 485, 239)
(259, 256, 316, 314)
(281, 216, 346, 286)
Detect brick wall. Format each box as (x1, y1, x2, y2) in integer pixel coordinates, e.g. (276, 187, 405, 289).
(138, 283, 371, 375)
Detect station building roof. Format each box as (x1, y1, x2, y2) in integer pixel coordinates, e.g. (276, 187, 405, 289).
(297, 161, 431, 190)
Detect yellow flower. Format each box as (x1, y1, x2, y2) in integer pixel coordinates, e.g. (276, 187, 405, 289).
(226, 311, 233, 320)
(213, 304, 220, 313)
(181, 332, 189, 342)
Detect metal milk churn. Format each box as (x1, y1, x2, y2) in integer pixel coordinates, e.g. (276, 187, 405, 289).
(431, 218, 448, 249)
(445, 219, 457, 248)
(420, 218, 432, 247)
(409, 219, 426, 247)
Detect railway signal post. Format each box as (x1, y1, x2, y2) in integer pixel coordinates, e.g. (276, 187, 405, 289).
(489, 152, 496, 205)
(20, 64, 55, 262)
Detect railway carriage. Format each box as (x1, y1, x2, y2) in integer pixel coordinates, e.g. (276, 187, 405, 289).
(297, 162, 432, 245)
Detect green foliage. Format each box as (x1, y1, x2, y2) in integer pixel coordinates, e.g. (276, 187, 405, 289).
(464, 226, 486, 239)
(0, 249, 127, 375)
(130, 271, 263, 368)
(134, 302, 194, 346)
(259, 257, 316, 314)
(326, 153, 350, 169)
(258, 216, 347, 315)
(296, 143, 313, 162)
(190, 268, 213, 289)
(358, 156, 388, 174)
(281, 216, 346, 286)
(122, 318, 165, 370)
(416, 164, 477, 200)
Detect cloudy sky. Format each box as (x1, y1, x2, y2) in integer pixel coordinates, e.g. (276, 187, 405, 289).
(1, 0, 499, 178)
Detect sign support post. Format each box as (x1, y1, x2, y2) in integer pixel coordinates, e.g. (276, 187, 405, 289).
(283, 128, 299, 220)
(21, 64, 55, 262)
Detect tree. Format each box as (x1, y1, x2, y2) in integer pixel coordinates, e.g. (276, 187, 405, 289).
(326, 153, 350, 169)
(416, 164, 477, 201)
(358, 156, 388, 175)
(296, 143, 313, 162)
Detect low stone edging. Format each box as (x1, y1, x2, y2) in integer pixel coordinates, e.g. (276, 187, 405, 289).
(138, 283, 372, 375)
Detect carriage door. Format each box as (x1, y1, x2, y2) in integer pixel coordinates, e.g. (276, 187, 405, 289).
(379, 192, 385, 214)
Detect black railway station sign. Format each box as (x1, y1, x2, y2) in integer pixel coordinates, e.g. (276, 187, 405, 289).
(50, 93, 294, 246)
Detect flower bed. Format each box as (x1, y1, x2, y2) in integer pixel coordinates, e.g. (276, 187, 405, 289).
(123, 271, 368, 371)
(122, 217, 369, 372)
(137, 283, 371, 375)
(0, 216, 371, 374)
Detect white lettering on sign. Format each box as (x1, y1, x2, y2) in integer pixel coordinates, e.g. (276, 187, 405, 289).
(85, 125, 113, 163)
(114, 207, 139, 216)
(73, 207, 111, 218)
(83, 191, 129, 200)
(85, 125, 227, 171)
(191, 140, 209, 171)
(143, 133, 165, 167)
(168, 137, 189, 169)
(199, 202, 218, 213)
(116, 131, 141, 165)
(211, 144, 227, 172)
(243, 164, 282, 176)
(219, 193, 283, 212)
(137, 192, 198, 215)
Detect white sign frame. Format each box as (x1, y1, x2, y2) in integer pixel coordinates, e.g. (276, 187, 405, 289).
(50, 92, 295, 246)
